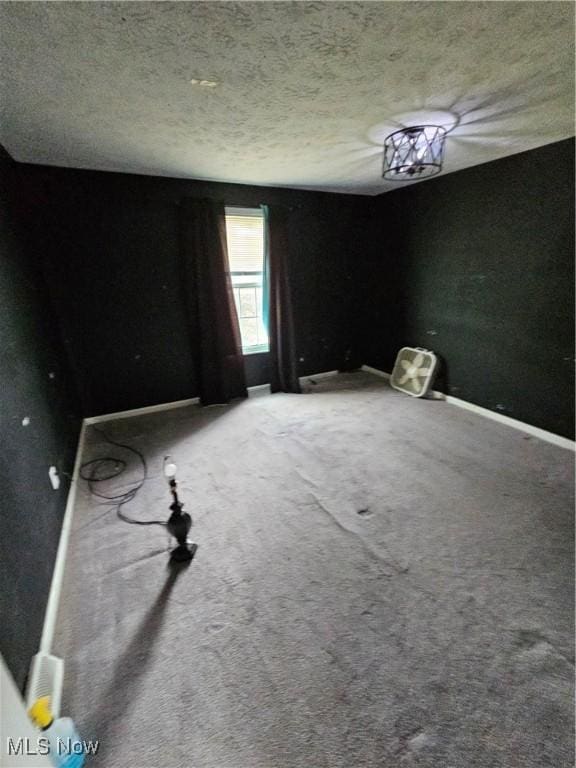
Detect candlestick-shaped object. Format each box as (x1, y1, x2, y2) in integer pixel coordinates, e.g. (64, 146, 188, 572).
(164, 457, 197, 562)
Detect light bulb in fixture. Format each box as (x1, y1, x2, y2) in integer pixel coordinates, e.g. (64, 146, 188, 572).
(163, 457, 178, 479)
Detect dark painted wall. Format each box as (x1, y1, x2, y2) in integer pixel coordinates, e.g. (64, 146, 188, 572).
(0, 149, 80, 689)
(361, 138, 575, 438)
(16, 165, 369, 416)
(10, 138, 574, 436)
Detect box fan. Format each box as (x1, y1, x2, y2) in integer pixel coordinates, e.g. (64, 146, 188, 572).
(390, 347, 438, 398)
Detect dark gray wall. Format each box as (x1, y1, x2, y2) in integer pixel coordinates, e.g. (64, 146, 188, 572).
(0, 149, 80, 689)
(16, 165, 369, 416)
(361, 138, 575, 439)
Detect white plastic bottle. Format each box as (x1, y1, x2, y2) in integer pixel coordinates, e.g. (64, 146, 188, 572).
(28, 697, 85, 768)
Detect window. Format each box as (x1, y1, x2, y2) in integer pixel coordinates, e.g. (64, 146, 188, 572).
(225, 207, 269, 354)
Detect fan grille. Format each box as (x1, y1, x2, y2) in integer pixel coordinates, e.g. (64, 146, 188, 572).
(390, 348, 437, 398)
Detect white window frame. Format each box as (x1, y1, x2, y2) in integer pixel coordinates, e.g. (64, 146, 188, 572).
(225, 206, 269, 355)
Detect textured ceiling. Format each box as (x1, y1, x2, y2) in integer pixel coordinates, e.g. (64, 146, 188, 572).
(0, 1, 574, 195)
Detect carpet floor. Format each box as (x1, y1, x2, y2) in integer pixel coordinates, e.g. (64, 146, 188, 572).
(54, 372, 574, 768)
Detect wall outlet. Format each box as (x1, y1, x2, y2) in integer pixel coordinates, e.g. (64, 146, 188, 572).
(48, 466, 60, 491)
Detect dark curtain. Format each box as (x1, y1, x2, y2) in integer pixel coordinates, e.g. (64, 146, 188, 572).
(179, 198, 247, 405)
(263, 205, 301, 394)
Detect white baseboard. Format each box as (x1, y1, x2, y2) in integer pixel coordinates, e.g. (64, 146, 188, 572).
(40, 420, 87, 655)
(361, 365, 391, 381)
(248, 384, 271, 398)
(85, 396, 201, 425)
(87, 372, 346, 425)
(361, 365, 575, 452)
(300, 369, 339, 383)
(445, 395, 575, 451)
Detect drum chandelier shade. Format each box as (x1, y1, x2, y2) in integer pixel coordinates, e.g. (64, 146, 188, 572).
(382, 125, 447, 181)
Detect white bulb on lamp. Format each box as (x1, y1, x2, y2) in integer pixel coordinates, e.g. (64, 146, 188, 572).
(164, 462, 178, 479)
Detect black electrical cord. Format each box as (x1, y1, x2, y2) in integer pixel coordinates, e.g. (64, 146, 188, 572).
(80, 427, 166, 527)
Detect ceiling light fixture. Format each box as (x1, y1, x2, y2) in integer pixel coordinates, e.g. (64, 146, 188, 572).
(189, 78, 220, 88)
(382, 125, 446, 181)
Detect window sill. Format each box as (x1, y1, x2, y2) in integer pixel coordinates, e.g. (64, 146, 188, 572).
(242, 345, 270, 356)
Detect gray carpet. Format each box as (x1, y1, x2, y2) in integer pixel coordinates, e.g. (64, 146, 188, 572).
(54, 372, 574, 768)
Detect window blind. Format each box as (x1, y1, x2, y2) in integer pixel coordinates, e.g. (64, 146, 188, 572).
(224, 208, 264, 273)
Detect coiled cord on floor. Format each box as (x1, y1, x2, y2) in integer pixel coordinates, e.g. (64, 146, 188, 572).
(80, 427, 166, 527)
